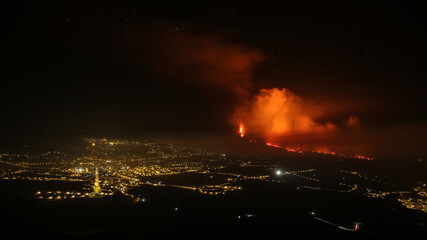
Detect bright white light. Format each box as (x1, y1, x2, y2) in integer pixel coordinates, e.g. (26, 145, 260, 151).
(276, 170, 282, 175)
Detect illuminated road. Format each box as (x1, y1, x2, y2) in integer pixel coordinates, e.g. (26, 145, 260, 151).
(312, 213, 360, 231)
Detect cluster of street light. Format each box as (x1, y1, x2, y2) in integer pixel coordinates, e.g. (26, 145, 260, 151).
(0, 138, 425, 215)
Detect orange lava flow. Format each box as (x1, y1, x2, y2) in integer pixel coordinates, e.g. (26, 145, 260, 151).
(354, 155, 374, 161)
(239, 123, 245, 138)
(234, 88, 372, 161)
(265, 142, 283, 148)
(265, 142, 373, 160)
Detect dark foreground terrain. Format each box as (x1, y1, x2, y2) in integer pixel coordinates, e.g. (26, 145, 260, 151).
(1, 179, 425, 239)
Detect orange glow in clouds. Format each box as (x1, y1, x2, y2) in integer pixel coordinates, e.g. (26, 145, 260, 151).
(233, 88, 375, 159)
(234, 88, 335, 141)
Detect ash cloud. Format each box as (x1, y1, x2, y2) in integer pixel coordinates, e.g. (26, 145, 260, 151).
(233, 88, 336, 141)
(132, 26, 426, 159)
(137, 27, 364, 155)
(142, 29, 265, 100)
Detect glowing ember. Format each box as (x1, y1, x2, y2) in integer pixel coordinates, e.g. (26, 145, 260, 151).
(285, 147, 304, 153)
(354, 155, 374, 161)
(313, 148, 336, 155)
(239, 123, 245, 138)
(265, 142, 283, 148)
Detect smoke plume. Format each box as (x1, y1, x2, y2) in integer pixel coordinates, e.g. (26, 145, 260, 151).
(140, 27, 377, 157)
(145, 30, 265, 100)
(233, 88, 336, 142)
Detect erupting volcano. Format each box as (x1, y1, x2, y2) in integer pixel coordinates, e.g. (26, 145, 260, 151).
(233, 87, 335, 140)
(133, 24, 387, 159)
(233, 88, 372, 160)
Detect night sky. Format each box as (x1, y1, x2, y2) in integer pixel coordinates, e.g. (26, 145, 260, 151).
(2, 1, 427, 157)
